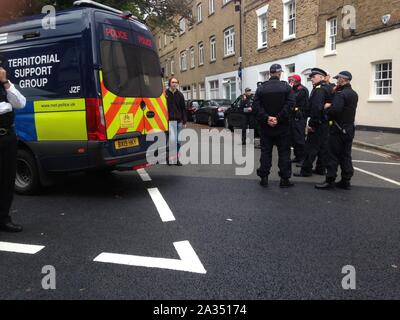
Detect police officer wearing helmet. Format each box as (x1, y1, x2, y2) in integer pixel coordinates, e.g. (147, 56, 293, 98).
(0, 64, 27, 233)
(254, 64, 295, 188)
(316, 71, 358, 190)
(295, 68, 330, 178)
(288, 74, 309, 164)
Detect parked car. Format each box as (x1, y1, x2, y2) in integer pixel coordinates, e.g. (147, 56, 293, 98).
(193, 99, 232, 127)
(225, 95, 260, 137)
(186, 100, 204, 121)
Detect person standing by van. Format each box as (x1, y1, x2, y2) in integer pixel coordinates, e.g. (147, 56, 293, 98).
(0, 67, 27, 232)
(165, 77, 187, 166)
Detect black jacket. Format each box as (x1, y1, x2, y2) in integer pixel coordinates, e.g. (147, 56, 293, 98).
(291, 84, 310, 118)
(327, 84, 358, 127)
(308, 81, 332, 129)
(165, 89, 187, 124)
(253, 77, 295, 135)
(239, 94, 255, 114)
(0, 85, 14, 128)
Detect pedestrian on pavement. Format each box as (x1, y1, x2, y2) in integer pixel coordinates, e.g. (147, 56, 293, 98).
(316, 71, 358, 190)
(254, 64, 295, 188)
(295, 68, 331, 178)
(240, 88, 256, 145)
(165, 77, 187, 166)
(0, 66, 26, 233)
(288, 74, 309, 164)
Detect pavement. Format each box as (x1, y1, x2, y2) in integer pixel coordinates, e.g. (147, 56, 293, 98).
(0, 123, 399, 300)
(354, 130, 400, 157)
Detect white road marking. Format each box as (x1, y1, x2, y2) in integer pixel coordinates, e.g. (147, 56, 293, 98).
(354, 167, 400, 187)
(94, 241, 207, 274)
(148, 188, 176, 222)
(137, 168, 152, 181)
(353, 160, 400, 166)
(0, 242, 45, 255)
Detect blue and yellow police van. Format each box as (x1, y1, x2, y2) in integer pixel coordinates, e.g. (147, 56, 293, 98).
(0, 0, 169, 194)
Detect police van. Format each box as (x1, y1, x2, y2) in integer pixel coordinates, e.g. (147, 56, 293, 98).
(0, 0, 169, 194)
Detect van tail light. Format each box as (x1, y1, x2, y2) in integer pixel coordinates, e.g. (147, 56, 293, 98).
(86, 98, 107, 141)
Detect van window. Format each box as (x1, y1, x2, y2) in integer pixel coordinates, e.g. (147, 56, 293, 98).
(100, 40, 163, 98)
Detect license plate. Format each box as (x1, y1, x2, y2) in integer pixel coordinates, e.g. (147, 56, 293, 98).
(115, 138, 139, 150)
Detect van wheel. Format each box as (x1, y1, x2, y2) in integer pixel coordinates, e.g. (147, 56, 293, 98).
(15, 149, 41, 195)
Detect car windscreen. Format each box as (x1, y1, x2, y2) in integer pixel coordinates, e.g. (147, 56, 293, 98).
(100, 40, 163, 98)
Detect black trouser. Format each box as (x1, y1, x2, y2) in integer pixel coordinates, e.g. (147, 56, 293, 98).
(257, 127, 292, 179)
(0, 129, 17, 224)
(301, 123, 329, 174)
(326, 125, 355, 182)
(290, 117, 306, 160)
(241, 114, 256, 144)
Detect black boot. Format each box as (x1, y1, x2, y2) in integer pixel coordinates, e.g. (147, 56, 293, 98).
(0, 222, 23, 233)
(315, 179, 336, 190)
(280, 179, 294, 188)
(336, 180, 351, 190)
(260, 177, 269, 188)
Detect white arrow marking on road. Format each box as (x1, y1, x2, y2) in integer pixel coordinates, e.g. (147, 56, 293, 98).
(148, 188, 176, 222)
(355, 167, 400, 187)
(93, 241, 207, 274)
(137, 168, 152, 181)
(0, 242, 45, 255)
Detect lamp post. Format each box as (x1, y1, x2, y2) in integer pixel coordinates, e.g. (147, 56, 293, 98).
(235, 0, 243, 94)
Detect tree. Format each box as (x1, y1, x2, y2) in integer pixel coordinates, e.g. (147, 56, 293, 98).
(0, 0, 192, 33)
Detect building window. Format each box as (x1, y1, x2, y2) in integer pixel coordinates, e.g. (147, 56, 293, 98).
(197, 3, 203, 23)
(260, 71, 270, 82)
(256, 5, 269, 49)
(286, 63, 296, 75)
(170, 58, 175, 75)
(210, 36, 216, 61)
(182, 85, 192, 100)
(224, 27, 235, 57)
(199, 83, 205, 99)
(223, 78, 236, 101)
(209, 0, 215, 14)
(209, 80, 219, 99)
(283, 0, 296, 40)
(326, 18, 337, 53)
(180, 51, 187, 71)
(223, 0, 231, 5)
(198, 42, 204, 66)
(192, 84, 197, 99)
(179, 18, 186, 34)
(190, 47, 195, 69)
(374, 61, 393, 96)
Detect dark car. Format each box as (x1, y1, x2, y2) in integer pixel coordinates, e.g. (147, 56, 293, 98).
(193, 99, 232, 127)
(186, 100, 204, 121)
(225, 95, 260, 137)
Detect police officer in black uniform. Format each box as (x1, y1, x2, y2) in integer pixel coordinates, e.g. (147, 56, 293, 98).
(288, 74, 309, 164)
(254, 64, 295, 188)
(240, 88, 256, 145)
(0, 66, 26, 232)
(316, 71, 358, 190)
(295, 68, 331, 177)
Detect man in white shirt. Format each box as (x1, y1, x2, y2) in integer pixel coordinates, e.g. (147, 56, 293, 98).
(0, 66, 26, 232)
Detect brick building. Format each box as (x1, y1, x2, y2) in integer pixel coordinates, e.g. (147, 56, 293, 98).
(156, 0, 241, 101)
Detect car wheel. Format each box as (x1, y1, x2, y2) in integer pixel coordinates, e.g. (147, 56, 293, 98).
(15, 149, 41, 195)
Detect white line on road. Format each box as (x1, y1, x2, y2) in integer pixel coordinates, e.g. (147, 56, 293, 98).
(148, 188, 176, 222)
(0, 242, 45, 255)
(353, 160, 400, 166)
(94, 241, 207, 274)
(352, 147, 392, 159)
(137, 168, 152, 182)
(354, 167, 400, 187)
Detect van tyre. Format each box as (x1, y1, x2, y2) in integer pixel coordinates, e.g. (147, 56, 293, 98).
(15, 149, 41, 195)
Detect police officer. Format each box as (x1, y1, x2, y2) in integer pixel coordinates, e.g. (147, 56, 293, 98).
(254, 64, 295, 188)
(0, 66, 26, 232)
(295, 68, 330, 178)
(240, 88, 256, 145)
(288, 74, 309, 163)
(316, 71, 358, 190)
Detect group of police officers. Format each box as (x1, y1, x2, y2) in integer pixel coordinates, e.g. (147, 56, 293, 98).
(246, 63, 358, 190)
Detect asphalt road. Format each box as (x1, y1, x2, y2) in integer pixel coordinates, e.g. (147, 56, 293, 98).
(1, 124, 399, 300)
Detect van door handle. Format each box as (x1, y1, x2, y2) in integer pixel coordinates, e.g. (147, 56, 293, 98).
(146, 111, 155, 119)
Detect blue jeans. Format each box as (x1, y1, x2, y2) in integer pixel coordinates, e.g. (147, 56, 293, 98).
(168, 121, 184, 162)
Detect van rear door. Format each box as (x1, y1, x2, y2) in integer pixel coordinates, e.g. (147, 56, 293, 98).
(96, 13, 167, 143)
